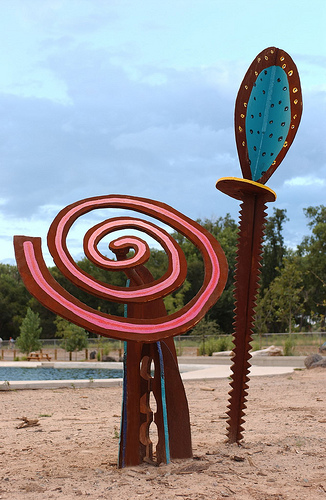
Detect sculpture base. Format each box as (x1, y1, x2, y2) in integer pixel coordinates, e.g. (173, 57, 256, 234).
(118, 337, 192, 468)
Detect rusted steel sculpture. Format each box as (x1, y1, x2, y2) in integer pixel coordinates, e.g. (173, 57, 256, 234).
(216, 47, 303, 443)
(14, 195, 228, 466)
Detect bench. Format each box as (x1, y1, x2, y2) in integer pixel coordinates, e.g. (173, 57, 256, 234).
(27, 352, 52, 361)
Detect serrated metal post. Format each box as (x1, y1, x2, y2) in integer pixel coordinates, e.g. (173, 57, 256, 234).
(216, 177, 276, 443)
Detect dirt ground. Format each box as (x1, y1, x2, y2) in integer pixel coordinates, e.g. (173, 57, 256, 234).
(0, 368, 325, 500)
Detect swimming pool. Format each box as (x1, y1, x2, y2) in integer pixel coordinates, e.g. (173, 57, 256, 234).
(0, 366, 123, 381)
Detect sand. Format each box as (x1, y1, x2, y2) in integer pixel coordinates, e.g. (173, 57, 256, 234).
(0, 367, 325, 500)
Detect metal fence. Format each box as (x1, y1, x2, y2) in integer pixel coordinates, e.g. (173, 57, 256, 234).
(0, 332, 325, 361)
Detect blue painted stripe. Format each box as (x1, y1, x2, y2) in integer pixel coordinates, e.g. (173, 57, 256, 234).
(118, 279, 130, 468)
(156, 341, 170, 463)
(118, 342, 128, 468)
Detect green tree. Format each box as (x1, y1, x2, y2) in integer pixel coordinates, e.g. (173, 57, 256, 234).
(191, 318, 221, 337)
(0, 264, 31, 338)
(146, 249, 168, 280)
(192, 319, 219, 356)
(50, 259, 125, 318)
(171, 214, 238, 333)
(164, 279, 191, 314)
(298, 205, 326, 328)
(55, 317, 88, 352)
(255, 255, 304, 333)
(260, 208, 288, 292)
(16, 307, 42, 354)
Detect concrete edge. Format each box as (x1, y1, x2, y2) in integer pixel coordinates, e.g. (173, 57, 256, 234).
(0, 363, 303, 390)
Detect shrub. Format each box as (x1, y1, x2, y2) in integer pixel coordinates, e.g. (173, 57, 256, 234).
(284, 337, 296, 356)
(199, 336, 233, 356)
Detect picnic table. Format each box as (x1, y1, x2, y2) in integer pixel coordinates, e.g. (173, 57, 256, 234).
(27, 352, 52, 361)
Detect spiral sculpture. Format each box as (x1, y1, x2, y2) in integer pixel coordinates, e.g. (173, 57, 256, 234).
(14, 194, 228, 467)
(14, 194, 227, 343)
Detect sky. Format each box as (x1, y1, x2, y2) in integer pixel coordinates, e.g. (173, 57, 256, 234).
(1, 0, 326, 266)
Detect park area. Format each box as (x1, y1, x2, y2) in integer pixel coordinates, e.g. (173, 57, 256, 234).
(0, 364, 325, 499)
(1, 332, 326, 362)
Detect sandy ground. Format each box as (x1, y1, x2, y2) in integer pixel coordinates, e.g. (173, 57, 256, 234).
(0, 368, 325, 500)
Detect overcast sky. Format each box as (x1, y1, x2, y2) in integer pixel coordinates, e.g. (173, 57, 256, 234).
(1, 0, 326, 265)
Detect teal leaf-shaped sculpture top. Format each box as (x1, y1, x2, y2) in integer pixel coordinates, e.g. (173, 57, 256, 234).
(246, 66, 291, 181)
(234, 47, 302, 185)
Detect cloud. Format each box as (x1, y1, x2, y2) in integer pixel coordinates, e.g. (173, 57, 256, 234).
(1, 38, 326, 264)
(284, 176, 325, 187)
(1, 45, 238, 223)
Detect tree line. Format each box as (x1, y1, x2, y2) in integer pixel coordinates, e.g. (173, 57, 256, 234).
(1, 205, 325, 341)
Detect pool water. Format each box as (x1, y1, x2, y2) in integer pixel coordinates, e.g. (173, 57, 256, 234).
(0, 367, 123, 381)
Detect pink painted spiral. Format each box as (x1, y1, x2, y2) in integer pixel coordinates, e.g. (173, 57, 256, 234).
(47, 198, 188, 302)
(14, 195, 228, 342)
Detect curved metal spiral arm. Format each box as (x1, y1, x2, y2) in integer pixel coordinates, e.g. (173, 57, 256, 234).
(14, 194, 227, 343)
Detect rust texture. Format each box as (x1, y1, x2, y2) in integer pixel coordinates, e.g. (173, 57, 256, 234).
(14, 195, 228, 466)
(216, 46, 302, 444)
(116, 253, 192, 467)
(217, 179, 276, 443)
